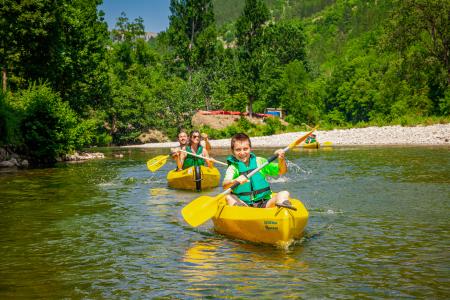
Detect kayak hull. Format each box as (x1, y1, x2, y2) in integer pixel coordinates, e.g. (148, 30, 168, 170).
(212, 198, 308, 246)
(303, 141, 319, 149)
(167, 166, 220, 191)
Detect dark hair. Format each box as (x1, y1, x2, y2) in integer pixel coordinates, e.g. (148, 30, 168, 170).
(189, 130, 200, 138)
(231, 133, 251, 150)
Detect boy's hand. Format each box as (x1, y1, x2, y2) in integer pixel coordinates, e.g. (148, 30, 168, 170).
(235, 175, 249, 185)
(274, 149, 285, 159)
(171, 147, 180, 155)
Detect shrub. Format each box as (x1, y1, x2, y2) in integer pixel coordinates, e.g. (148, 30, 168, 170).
(0, 92, 21, 146)
(263, 117, 285, 135)
(18, 85, 82, 162)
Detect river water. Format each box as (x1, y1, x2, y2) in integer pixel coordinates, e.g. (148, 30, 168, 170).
(0, 146, 449, 299)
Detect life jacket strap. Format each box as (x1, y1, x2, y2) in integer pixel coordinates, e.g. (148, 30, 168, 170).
(233, 186, 271, 197)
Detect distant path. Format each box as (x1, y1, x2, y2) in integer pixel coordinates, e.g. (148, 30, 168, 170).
(124, 124, 450, 148)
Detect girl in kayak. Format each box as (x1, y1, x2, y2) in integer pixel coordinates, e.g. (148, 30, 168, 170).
(173, 130, 213, 170)
(222, 133, 292, 208)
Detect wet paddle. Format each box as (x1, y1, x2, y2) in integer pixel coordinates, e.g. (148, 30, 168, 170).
(181, 128, 317, 227)
(146, 150, 227, 172)
(147, 155, 170, 172)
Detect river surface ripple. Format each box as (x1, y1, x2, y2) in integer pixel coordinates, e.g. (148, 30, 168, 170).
(0, 146, 449, 299)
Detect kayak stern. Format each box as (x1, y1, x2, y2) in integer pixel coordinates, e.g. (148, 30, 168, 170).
(212, 198, 308, 245)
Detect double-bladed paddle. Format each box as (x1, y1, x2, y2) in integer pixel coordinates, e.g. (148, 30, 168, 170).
(146, 150, 227, 172)
(181, 128, 318, 227)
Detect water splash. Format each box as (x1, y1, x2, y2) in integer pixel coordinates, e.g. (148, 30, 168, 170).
(268, 176, 290, 183)
(98, 182, 116, 187)
(309, 207, 344, 215)
(286, 159, 312, 175)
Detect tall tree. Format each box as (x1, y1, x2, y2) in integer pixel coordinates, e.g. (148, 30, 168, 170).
(167, 0, 216, 80)
(235, 0, 269, 116)
(387, 0, 449, 83)
(0, 0, 109, 111)
(0, 0, 59, 92)
(385, 0, 449, 112)
(259, 20, 308, 114)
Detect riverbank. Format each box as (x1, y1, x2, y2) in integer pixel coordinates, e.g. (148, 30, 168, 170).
(0, 148, 105, 169)
(125, 124, 450, 148)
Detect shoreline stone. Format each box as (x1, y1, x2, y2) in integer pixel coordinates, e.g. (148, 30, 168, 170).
(0, 147, 105, 168)
(63, 152, 105, 162)
(0, 147, 29, 168)
(123, 124, 450, 148)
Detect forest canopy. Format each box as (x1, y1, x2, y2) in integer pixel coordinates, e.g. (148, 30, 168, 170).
(0, 0, 448, 163)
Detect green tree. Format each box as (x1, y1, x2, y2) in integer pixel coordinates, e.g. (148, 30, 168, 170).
(385, 0, 449, 113)
(235, 0, 270, 116)
(167, 0, 217, 80)
(112, 12, 145, 42)
(0, 0, 109, 112)
(0, 0, 59, 91)
(258, 19, 308, 113)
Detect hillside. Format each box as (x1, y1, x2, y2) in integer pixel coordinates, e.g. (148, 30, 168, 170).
(213, 0, 337, 26)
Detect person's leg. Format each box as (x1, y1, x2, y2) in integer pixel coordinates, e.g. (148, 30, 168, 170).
(225, 194, 248, 206)
(265, 191, 291, 208)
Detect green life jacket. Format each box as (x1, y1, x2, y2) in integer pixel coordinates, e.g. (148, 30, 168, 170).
(305, 136, 316, 144)
(226, 153, 272, 205)
(183, 145, 205, 169)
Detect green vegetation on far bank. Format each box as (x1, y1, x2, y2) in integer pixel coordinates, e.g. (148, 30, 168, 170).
(0, 0, 448, 164)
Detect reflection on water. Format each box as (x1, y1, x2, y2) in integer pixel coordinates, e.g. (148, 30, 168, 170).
(0, 146, 449, 298)
(180, 239, 309, 298)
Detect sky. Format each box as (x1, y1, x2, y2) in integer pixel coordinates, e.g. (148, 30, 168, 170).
(99, 0, 171, 33)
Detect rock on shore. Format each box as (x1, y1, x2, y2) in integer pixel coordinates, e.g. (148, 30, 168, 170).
(0, 147, 105, 168)
(63, 152, 105, 161)
(126, 124, 450, 148)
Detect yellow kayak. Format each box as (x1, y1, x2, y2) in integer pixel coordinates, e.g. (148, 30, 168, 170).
(167, 165, 220, 191)
(303, 141, 319, 148)
(212, 197, 308, 246)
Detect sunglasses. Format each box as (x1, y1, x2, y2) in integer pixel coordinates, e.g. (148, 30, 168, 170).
(192, 135, 200, 138)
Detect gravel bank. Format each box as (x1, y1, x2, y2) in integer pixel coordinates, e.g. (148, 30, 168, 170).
(125, 124, 450, 148)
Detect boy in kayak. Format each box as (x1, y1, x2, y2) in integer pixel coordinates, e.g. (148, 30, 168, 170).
(222, 133, 292, 208)
(171, 129, 189, 170)
(305, 133, 317, 144)
(174, 130, 213, 170)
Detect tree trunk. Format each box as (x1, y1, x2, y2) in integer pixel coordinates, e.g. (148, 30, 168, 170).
(248, 95, 254, 117)
(2, 67, 6, 92)
(187, 18, 195, 82)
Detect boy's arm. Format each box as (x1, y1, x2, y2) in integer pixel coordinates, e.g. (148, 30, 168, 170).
(257, 154, 286, 177)
(274, 149, 287, 175)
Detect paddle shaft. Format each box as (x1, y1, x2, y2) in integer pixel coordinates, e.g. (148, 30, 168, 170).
(178, 149, 227, 166)
(222, 142, 297, 196)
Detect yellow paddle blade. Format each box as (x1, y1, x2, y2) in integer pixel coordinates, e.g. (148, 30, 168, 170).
(146, 155, 169, 172)
(322, 141, 333, 147)
(181, 194, 226, 227)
